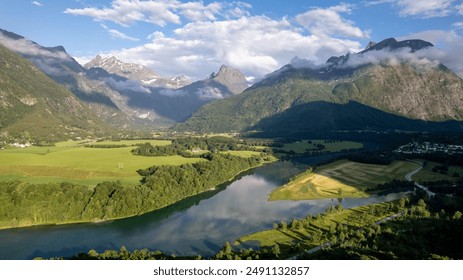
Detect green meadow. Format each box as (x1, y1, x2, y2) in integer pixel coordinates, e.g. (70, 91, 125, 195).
(413, 161, 463, 183)
(0, 140, 204, 186)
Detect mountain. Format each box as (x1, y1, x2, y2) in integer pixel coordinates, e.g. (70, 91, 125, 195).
(0, 28, 140, 128)
(85, 55, 191, 89)
(118, 64, 249, 122)
(0, 43, 108, 141)
(176, 65, 249, 99)
(178, 38, 463, 134)
(0, 28, 250, 128)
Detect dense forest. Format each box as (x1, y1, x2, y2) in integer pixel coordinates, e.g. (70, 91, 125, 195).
(0, 152, 266, 229)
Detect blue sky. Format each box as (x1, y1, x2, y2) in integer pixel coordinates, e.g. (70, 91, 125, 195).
(1, 0, 463, 80)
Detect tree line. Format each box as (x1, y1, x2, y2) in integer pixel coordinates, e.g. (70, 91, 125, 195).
(131, 136, 264, 157)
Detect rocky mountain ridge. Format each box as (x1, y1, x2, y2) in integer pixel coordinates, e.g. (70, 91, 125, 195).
(178, 38, 463, 134)
(85, 55, 191, 89)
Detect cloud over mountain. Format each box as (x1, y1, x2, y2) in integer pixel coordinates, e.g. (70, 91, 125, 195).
(0, 32, 70, 61)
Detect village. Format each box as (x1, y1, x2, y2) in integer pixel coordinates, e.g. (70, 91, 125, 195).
(396, 141, 463, 155)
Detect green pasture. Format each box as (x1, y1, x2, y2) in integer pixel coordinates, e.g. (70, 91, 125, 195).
(413, 161, 463, 183)
(281, 140, 363, 154)
(270, 160, 420, 200)
(0, 140, 202, 186)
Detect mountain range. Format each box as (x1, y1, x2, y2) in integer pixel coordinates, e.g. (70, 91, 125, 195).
(1, 27, 463, 141)
(85, 55, 191, 89)
(178, 38, 463, 135)
(0, 28, 249, 133)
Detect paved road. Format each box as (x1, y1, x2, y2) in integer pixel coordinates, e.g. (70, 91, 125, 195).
(405, 160, 435, 197)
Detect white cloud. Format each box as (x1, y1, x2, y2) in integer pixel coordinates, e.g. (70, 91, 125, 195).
(396, 0, 455, 18)
(290, 56, 323, 69)
(196, 86, 224, 99)
(100, 24, 139, 41)
(64, 0, 250, 27)
(363, 0, 396, 6)
(64, 0, 180, 27)
(339, 47, 441, 70)
(0, 33, 70, 60)
(458, 3, 463, 14)
(101, 16, 363, 80)
(178, 1, 221, 21)
(399, 30, 463, 77)
(366, 0, 457, 18)
(296, 4, 369, 38)
(32, 1, 43, 7)
(158, 88, 186, 97)
(104, 77, 151, 93)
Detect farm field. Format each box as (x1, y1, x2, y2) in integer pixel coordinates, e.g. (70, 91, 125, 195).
(269, 160, 421, 200)
(0, 140, 203, 186)
(281, 140, 363, 154)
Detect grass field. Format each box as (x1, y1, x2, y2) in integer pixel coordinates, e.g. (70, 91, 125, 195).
(0, 140, 203, 186)
(413, 161, 463, 183)
(282, 140, 363, 154)
(269, 160, 421, 200)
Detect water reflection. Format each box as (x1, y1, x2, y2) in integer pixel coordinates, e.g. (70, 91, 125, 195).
(0, 158, 408, 259)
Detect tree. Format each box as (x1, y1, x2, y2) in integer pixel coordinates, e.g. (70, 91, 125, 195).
(453, 211, 462, 220)
(272, 244, 280, 257)
(280, 220, 287, 230)
(224, 241, 232, 254)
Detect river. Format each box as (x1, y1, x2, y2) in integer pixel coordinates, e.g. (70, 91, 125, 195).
(0, 155, 408, 259)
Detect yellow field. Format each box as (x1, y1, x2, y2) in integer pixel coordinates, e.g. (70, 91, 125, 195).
(269, 160, 421, 200)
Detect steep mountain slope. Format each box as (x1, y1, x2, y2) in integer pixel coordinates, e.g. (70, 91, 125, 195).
(0, 28, 138, 128)
(0, 44, 108, 141)
(179, 38, 463, 133)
